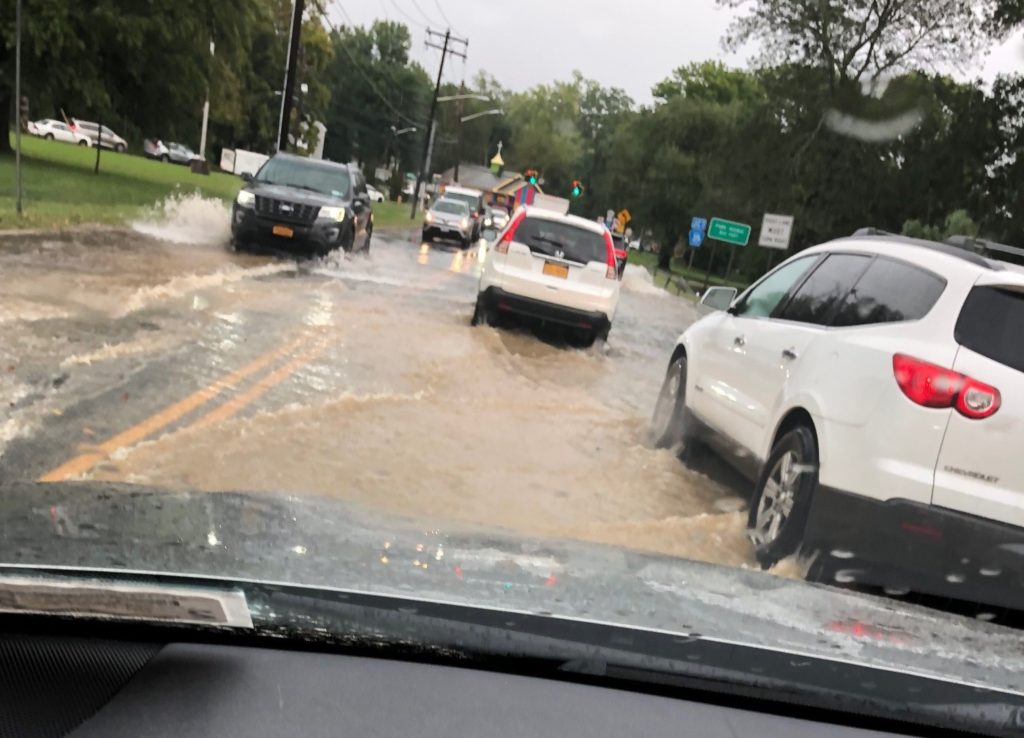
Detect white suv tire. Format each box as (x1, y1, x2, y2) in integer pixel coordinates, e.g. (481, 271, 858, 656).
(650, 355, 693, 451)
(747, 425, 820, 568)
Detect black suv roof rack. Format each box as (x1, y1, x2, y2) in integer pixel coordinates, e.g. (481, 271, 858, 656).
(848, 228, 998, 270)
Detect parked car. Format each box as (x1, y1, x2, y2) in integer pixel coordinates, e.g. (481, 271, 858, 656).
(143, 139, 198, 164)
(650, 231, 1024, 610)
(436, 185, 484, 241)
(422, 198, 473, 248)
(231, 152, 373, 257)
(474, 207, 620, 346)
(73, 120, 128, 152)
(366, 184, 385, 203)
(30, 118, 90, 146)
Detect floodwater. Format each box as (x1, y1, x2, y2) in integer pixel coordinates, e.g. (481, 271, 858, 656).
(1, 195, 757, 569)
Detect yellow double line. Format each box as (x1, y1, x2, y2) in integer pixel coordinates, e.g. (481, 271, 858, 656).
(38, 332, 325, 483)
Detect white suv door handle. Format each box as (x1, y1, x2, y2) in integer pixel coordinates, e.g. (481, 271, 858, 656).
(733, 336, 746, 347)
(782, 348, 798, 361)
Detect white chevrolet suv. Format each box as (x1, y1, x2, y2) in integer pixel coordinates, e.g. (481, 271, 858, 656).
(473, 207, 620, 345)
(651, 233, 1024, 607)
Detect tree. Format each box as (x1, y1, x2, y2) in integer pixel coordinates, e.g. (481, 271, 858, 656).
(321, 21, 430, 177)
(718, 0, 997, 90)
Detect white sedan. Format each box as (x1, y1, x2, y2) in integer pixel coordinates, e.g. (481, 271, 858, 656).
(366, 184, 385, 203)
(31, 119, 91, 146)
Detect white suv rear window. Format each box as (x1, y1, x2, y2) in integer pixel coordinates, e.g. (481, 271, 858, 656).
(515, 218, 606, 265)
(955, 286, 1024, 373)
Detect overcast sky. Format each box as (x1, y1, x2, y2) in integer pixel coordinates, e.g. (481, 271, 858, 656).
(327, 0, 1024, 102)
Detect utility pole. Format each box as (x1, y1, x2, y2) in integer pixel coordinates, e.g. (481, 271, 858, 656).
(14, 0, 22, 214)
(453, 81, 465, 183)
(277, 0, 305, 152)
(410, 28, 468, 219)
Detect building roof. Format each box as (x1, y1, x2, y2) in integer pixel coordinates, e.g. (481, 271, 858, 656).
(439, 163, 503, 192)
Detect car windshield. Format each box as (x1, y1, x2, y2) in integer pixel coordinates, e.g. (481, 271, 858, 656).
(9, 3, 1024, 730)
(255, 157, 351, 198)
(432, 200, 468, 215)
(441, 191, 480, 210)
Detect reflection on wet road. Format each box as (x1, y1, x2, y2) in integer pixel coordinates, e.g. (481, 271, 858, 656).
(0, 218, 756, 569)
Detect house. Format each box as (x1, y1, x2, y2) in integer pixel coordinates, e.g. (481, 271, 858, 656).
(437, 163, 543, 211)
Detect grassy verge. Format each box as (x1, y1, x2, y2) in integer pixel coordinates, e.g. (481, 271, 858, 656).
(627, 250, 749, 290)
(0, 135, 242, 229)
(372, 200, 417, 230)
(0, 135, 420, 233)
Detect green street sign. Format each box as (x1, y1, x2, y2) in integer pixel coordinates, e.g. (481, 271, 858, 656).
(708, 217, 751, 246)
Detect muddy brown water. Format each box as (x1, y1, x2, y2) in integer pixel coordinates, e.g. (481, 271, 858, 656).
(1, 202, 757, 570)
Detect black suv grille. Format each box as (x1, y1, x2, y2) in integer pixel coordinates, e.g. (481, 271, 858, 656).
(255, 196, 320, 225)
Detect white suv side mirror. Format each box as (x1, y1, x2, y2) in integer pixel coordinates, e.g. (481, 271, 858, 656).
(697, 286, 738, 316)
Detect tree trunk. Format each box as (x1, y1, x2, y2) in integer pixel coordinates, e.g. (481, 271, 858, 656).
(657, 232, 676, 271)
(0, 87, 12, 154)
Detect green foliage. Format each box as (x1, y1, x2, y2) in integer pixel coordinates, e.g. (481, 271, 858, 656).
(902, 210, 980, 242)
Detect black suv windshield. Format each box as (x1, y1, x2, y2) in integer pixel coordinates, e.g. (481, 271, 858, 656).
(255, 157, 351, 198)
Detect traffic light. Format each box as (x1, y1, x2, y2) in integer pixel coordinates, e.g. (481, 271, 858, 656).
(570, 179, 583, 198)
(525, 169, 538, 186)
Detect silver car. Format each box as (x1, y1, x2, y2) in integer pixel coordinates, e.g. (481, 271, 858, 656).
(422, 198, 473, 248)
(73, 120, 128, 152)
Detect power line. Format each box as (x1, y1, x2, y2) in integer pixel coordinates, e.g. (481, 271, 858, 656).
(387, 0, 428, 29)
(432, 0, 457, 33)
(319, 0, 426, 128)
(409, 0, 439, 27)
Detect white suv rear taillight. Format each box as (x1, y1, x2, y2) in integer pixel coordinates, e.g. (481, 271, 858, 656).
(496, 209, 526, 254)
(602, 231, 617, 280)
(892, 354, 1001, 419)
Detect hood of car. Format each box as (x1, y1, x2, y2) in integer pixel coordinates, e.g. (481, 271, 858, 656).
(246, 182, 349, 207)
(428, 209, 467, 225)
(1, 478, 1022, 697)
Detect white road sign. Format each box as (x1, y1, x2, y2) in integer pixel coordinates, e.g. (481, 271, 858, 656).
(758, 213, 794, 250)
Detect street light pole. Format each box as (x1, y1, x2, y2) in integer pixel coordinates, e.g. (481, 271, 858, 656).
(455, 109, 502, 183)
(14, 0, 22, 215)
(199, 40, 215, 160)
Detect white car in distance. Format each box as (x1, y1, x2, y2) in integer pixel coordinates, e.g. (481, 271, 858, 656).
(366, 184, 385, 203)
(31, 119, 90, 146)
(474, 207, 621, 346)
(651, 232, 1024, 609)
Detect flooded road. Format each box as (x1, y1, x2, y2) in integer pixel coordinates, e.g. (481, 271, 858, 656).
(0, 201, 756, 569)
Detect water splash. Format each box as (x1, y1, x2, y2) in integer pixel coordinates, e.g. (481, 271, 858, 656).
(131, 192, 232, 246)
(621, 264, 669, 297)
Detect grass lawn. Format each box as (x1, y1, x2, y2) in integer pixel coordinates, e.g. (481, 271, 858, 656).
(0, 135, 419, 232)
(372, 200, 417, 230)
(0, 135, 242, 229)
(627, 250, 750, 290)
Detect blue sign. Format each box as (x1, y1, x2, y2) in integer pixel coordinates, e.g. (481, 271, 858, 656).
(691, 216, 708, 233)
(688, 229, 705, 248)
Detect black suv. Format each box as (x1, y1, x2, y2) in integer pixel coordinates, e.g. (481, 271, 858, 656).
(231, 153, 373, 256)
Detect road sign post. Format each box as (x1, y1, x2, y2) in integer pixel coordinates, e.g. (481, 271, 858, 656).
(758, 213, 794, 250)
(703, 217, 750, 290)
